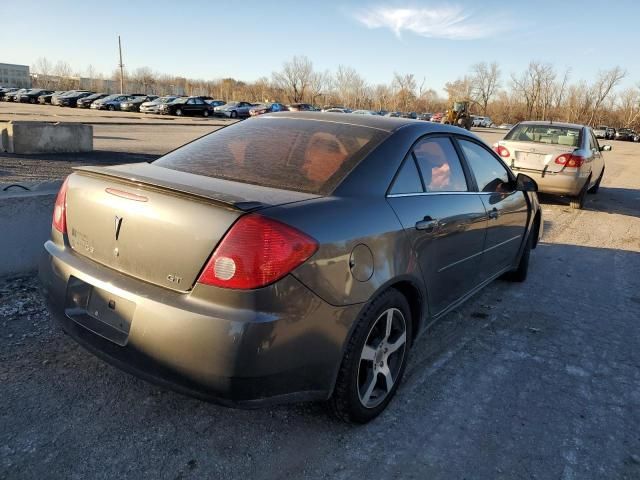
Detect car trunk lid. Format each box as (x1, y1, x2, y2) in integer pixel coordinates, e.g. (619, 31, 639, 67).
(65, 162, 319, 292)
(500, 140, 577, 173)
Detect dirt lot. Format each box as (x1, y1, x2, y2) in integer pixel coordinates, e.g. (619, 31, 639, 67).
(1, 111, 640, 479)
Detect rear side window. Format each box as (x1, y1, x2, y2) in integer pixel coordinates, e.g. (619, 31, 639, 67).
(154, 118, 387, 195)
(412, 137, 468, 192)
(389, 157, 423, 195)
(458, 139, 511, 193)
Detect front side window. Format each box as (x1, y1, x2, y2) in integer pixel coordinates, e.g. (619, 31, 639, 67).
(459, 139, 511, 193)
(412, 137, 468, 192)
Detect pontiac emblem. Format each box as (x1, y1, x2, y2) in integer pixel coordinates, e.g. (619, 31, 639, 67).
(114, 216, 123, 241)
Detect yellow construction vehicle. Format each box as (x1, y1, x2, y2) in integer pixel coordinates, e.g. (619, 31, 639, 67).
(441, 100, 472, 130)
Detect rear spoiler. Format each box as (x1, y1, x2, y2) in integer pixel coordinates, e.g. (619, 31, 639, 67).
(73, 165, 267, 212)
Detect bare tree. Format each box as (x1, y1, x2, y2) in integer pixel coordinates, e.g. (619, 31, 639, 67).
(617, 86, 640, 128)
(511, 61, 556, 119)
(333, 65, 367, 108)
(131, 67, 157, 94)
(32, 57, 53, 88)
(272, 55, 314, 103)
(444, 76, 475, 103)
(587, 66, 627, 125)
(392, 73, 417, 111)
(471, 62, 500, 114)
(309, 70, 330, 105)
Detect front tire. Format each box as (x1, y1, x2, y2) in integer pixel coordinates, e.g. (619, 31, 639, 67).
(108, 105, 115, 111)
(230, 110, 238, 119)
(203, 109, 210, 117)
(175, 108, 183, 116)
(330, 289, 412, 424)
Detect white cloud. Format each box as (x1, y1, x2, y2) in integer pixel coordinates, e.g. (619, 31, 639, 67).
(353, 5, 509, 40)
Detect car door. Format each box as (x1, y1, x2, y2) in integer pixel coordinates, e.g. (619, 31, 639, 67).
(193, 97, 205, 113)
(386, 135, 488, 317)
(185, 98, 197, 114)
(456, 138, 528, 278)
(588, 129, 604, 183)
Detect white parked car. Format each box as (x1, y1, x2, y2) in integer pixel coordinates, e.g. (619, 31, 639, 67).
(473, 116, 493, 127)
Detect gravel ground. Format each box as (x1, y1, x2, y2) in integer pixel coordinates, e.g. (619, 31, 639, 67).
(1, 130, 639, 479)
(0, 124, 218, 184)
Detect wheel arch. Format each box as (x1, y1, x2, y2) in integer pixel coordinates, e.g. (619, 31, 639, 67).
(327, 276, 427, 398)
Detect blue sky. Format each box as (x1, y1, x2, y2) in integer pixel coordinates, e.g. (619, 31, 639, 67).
(2, 0, 639, 94)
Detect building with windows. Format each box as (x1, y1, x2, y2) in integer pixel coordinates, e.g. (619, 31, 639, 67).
(0, 63, 31, 88)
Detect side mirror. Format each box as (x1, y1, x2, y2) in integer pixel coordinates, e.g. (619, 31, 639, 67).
(515, 173, 538, 192)
(600, 145, 612, 151)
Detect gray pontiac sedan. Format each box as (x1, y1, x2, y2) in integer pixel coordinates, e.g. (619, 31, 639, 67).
(40, 113, 542, 423)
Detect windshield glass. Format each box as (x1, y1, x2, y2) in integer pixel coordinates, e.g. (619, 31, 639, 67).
(505, 124, 582, 147)
(154, 118, 387, 195)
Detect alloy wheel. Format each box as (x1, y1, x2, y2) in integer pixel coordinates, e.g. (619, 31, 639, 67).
(357, 307, 407, 408)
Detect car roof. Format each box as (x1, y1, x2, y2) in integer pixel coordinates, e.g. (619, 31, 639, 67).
(261, 111, 439, 132)
(518, 120, 585, 129)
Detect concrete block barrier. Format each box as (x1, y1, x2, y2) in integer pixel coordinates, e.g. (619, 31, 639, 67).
(0, 121, 93, 154)
(0, 181, 62, 276)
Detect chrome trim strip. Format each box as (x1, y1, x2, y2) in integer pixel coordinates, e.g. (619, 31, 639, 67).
(387, 191, 480, 198)
(437, 249, 484, 273)
(437, 234, 522, 273)
(483, 234, 522, 254)
(387, 191, 514, 198)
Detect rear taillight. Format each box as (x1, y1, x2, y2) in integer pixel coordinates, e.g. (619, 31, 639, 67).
(52, 176, 70, 233)
(554, 154, 585, 168)
(198, 214, 318, 289)
(492, 143, 510, 158)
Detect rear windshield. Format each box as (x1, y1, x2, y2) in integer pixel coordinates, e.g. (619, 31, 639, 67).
(505, 124, 581, 147)
(154, 117, 387, 195)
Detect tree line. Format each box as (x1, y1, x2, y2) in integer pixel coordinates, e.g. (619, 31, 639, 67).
(31, 56, 639, 128)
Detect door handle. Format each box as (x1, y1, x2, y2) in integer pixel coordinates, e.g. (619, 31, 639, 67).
(415, 216, 439, 232)
(488, 208, 499, 220)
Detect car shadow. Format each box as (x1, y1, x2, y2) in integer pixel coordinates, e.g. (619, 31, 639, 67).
(537, 187, 640, 218)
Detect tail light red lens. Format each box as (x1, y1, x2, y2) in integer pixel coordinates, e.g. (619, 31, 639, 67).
(492, 144, 510, 158)
(198, 214, 318, 289)
(52, 176, 70, 233)
(554, 154, 585, 168)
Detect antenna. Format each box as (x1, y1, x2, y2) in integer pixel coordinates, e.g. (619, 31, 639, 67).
(118, 35, 124, 94)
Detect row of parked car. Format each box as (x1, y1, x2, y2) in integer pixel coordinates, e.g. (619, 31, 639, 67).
(3, 87, 640, 139)
(592, 125, 640, 142)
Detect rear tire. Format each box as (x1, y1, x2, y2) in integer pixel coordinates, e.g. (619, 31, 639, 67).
(503, 232, 533, 282)
(329, 289, 412, 424)
(570, 178, 589, 209)
(588, 168, 604, 194)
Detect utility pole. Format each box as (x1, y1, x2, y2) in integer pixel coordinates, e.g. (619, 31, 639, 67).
(118, 35, 124, 94)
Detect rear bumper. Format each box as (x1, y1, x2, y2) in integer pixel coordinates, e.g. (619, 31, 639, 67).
(511, 167, 588, 196)
(39, 240, 359, 406)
